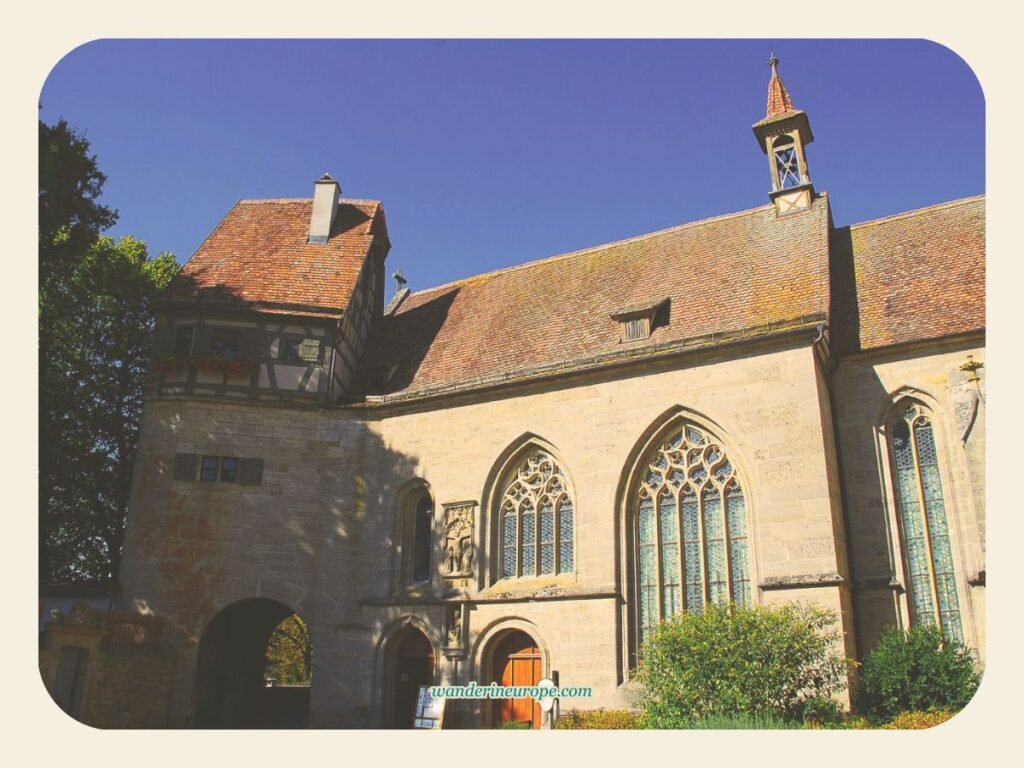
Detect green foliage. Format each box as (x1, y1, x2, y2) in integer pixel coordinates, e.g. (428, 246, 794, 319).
(264, 614, 313, 686)
(497, 721, 533, 730)
(859, 626, 980, 722)
(554, 709, 645, 730)
(672, 712, 805, 730)
(39, 117, 178, 582)
(880, 710, 956, 730)
(636, 603, 849, 728)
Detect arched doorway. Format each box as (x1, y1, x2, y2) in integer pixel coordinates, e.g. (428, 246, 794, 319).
(194, 598, 312, 728)
(386, 627, 435, 728)
(490, 630, 543, 729)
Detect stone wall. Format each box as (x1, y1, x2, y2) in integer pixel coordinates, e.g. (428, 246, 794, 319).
(832, 336, 985, 660)
(119, 333, 861, 727)
(39, 621, 175, 729)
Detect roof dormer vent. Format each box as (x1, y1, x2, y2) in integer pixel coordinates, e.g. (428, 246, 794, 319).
(611, 298, 669, 342)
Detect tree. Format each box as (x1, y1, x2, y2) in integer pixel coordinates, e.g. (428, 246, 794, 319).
(264, 615, 313, 686)
(39, 117, 177, 582)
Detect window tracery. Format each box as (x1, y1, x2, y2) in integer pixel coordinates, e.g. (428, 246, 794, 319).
(499, 449, 574, 579)
(635, 424, 750, 644)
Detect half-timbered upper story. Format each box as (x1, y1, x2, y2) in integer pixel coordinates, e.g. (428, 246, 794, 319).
(151, 175, 390, 407)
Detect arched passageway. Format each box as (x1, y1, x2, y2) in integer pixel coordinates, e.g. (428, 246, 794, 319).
(194, 598, 312, 728)
(385, 626, 435, 728)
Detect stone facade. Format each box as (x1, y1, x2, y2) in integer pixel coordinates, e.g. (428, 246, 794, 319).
(106, 320, 986, 728)
(69, 62, 985, 729)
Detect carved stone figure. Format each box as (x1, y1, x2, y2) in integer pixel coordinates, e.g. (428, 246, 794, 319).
(442, 502, 476, 577)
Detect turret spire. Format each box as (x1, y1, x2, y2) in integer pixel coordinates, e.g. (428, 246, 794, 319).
(765, 51, 795, 118)
(752, 52, 815, 215)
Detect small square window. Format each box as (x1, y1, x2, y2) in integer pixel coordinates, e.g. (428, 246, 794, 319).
(210, 329, 241, 361)
(173, 327, 195, 356)
(281, 338, 301, 362)
(220, 457, 240, 483)
(200, 456, 219, 482)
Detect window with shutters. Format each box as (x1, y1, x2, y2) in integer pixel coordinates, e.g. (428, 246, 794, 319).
(278, 336, 323, 363)
(887, 402, 964, 643)
(498, 448, 575, 580)
(632, 422, 751, 646)
(184, 454, 263, 485)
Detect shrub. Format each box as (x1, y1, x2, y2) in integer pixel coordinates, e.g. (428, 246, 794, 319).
(554, 708, 645, 730)
(676, 712, 804, 730)
(636, 603, 849, 728)
(881, 710, 956, 730)
(497, 720, 533, 730)
(859, 626, 980, 722)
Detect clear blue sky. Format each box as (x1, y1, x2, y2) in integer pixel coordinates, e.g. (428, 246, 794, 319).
(39, 39, 983, 296)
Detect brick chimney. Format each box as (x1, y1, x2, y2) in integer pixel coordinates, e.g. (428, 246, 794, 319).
(308, 173, 341, 244)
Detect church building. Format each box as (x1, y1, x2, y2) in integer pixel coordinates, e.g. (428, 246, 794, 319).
(49, 57, 985, 728)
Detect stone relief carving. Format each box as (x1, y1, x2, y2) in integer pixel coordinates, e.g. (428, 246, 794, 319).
(446, 605, 462, 647)
(951, 357, 984, 442)
(442, 502, 476, 578)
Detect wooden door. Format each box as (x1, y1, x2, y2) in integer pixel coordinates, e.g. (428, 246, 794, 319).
(492, 631, 542, 729)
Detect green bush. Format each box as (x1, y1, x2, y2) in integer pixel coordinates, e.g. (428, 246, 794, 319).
(881, 710, 957, 730)
(554, 708, 645, 730)
(675, 712, 804, 729)
(636, 603, 849, 728)
(859, 626, 980, 722)
(497, 720, 533, 730)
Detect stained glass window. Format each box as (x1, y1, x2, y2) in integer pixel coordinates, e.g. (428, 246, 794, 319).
(635, 423, 751, 644)
(890, 404, 964, 643)
(499, 449, 575, 579)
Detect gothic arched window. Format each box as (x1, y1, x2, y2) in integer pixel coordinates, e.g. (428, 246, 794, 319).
(635, 424, 750, 644)
(889, 403, 964, 643)
(402, 487, 434, 586)
(499, 449, 574, 579)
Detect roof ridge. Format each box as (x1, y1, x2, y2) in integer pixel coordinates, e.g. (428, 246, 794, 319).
(847, 194, 984, 231)
(236, 197, 382, 206)
(405, 198, 795, 299)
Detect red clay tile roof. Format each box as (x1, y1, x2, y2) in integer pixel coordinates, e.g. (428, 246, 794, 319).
(766, 67, 795, 117)
(162, 198, 388, 316)
(830, 196, 985, 354)
(358, 198, 832, 397)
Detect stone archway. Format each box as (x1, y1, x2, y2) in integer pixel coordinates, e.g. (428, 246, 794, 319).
(194, 598, 311, 728)
(488, 629, 543, 729)
(381, 624, 436, 728)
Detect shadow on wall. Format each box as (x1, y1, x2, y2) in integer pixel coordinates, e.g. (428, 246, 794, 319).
(357, 288, 459, 395)
(51, 416, 427, 728)
(835, 363, 905, 661)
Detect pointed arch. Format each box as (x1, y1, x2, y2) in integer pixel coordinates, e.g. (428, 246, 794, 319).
(617, 406, 758, 668)
(481, 434, 577, 587)
(390, 478, 435, 591)
(372, 615, 442, 727)
(875, 390, 975, 646)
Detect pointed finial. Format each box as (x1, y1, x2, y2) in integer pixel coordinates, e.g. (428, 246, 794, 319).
(765, 49, 795, 117)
